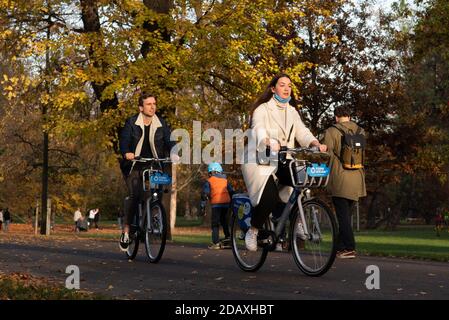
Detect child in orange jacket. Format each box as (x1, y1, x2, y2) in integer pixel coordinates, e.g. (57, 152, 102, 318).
(201, 162, 234, 249)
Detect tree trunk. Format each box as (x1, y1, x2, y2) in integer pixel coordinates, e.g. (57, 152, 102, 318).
(141, 0, 174, 57)
(79, 0, 118, 113)
(366, 192, 378, 229)
(169, 164, 177, 235)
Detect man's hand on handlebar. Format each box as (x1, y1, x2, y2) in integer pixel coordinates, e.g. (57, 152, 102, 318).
(170, 153, 180, 164)
(125, 152, 135, 161)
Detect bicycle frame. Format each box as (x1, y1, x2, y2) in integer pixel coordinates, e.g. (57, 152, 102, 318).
(272, 188, 308, 241)
(270, 148, 330, 243)
(131, 157, 171, 234)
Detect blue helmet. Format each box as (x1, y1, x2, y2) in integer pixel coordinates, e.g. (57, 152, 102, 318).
(208, 162, 223, 173)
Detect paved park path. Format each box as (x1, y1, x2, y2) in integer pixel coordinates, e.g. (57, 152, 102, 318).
(0, 234, 448, 299)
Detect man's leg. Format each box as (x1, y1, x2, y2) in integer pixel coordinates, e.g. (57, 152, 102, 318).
(332, 197, 356, 251)
(123, 169, 143, 233)
(120, 169, 143, 250)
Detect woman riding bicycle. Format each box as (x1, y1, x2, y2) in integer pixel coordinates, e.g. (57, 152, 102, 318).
(242, 74, 327, 252)
(118, 91, 178, 252)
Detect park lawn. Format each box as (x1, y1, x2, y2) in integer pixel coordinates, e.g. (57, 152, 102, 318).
(355, 226, 449, 262)
(28, 222, 449, 262)
(171, 225, 449, 262)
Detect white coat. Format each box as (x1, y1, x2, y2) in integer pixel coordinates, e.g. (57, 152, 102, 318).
(241, 98, 317, 207)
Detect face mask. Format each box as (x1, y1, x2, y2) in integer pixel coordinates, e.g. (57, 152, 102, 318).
(274, 93, 291, 104)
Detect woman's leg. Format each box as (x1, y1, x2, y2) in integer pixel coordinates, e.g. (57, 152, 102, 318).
(251, 176, 280, 229)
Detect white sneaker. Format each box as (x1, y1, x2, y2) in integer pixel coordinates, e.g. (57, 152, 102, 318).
(119, 232, 130, 252)
(245, 227, 258, 252)
(296, 222, 307, 241)
(275, 243, 283, 252)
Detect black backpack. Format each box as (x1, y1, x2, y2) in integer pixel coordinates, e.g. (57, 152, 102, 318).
(332, 125, 366, 170)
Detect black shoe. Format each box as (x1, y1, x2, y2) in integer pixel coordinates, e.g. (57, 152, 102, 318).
(119, 232, 130, 252)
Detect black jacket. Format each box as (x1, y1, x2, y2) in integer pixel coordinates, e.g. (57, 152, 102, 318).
(119, 113, 174, 176)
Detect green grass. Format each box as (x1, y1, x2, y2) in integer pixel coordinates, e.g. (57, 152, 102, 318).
(175, 216, 205, 227)
(173, 233, 211, 245)
(173, 225, 449, 262)
(355, 225, 449, 262)
(45, 222, 449, 262)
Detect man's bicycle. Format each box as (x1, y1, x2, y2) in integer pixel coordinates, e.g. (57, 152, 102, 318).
(231, 147, 338, 276)
(125, 157, 172, 263)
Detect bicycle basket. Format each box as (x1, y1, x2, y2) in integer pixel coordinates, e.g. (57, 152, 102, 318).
(289, 160, 330, 188)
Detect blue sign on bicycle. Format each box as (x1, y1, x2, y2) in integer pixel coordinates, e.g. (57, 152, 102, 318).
(307, 163, 330, 177)
(150, 172, 172, 185)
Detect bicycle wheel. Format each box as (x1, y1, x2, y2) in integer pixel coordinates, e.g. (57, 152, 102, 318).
(291, 198, 337, 276)
(144, 201, 167, 263)
(231, 213, 268, 272)
(126, 229, 139, 260)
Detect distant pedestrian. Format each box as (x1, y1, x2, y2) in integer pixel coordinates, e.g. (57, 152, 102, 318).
(88, 208, 96, 229)
(435, 211, 444, 237)
(73, 208, 83, 232)
(93, 208, 100, 230)
(3, 208, 11, 232)
(0, 208, 3, 231)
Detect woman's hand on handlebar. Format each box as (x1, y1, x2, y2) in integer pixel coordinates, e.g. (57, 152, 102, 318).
(265, 138, 281, 152)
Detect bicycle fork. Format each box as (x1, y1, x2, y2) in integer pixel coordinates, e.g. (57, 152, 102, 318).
(296, 192, 310, 238)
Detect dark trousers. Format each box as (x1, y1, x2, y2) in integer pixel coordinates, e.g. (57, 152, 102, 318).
(124, 168, 145, 226)
(332, 196, 356, 251)
(124, 166, 167, 227)
(251, 161, 294, 229)
(211, 206, 230, 244)
(88, 218, 98, 229)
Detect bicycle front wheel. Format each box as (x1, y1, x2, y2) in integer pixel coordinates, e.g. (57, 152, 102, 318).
(144, 202, 167, 263)
(230, 213, 268, 272)
(291, 198, 337, 276)
(126, 230, 139, 260)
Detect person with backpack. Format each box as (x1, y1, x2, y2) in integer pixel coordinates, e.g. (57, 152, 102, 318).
(323, 106, 366, 259)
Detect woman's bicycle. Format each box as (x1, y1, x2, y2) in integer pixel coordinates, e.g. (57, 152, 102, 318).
(231, 147, 338, 276)
(125, 157, 172, 263)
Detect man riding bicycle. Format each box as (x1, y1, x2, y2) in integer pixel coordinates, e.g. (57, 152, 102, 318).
(118, 91, 177, 251)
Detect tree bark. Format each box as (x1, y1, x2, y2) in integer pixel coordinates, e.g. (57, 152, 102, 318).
(141, 0, 174, 57)
(79, 0, 119, 114)
(169, 164, 177, 235)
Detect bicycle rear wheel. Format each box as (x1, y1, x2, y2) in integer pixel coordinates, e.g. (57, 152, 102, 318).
(144, 202, 167, 263)
(291, 198, 337, 276)
(231, 213, 268, 272)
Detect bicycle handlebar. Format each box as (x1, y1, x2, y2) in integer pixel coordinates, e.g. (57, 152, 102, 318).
(279, 146, 327, 156)
(132, 156, 172, 163)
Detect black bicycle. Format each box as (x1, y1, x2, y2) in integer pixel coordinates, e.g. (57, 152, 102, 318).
(231, 147, 338, 276)
(125, 157, 171, 263)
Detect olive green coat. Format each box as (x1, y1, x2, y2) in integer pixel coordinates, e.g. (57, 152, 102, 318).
(323, 121, 367, 201)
